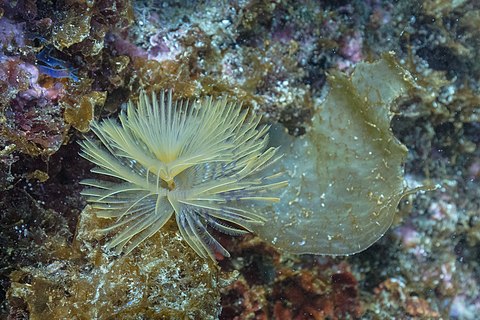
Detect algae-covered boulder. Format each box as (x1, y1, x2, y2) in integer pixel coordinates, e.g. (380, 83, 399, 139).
(254, 53, 415, 255)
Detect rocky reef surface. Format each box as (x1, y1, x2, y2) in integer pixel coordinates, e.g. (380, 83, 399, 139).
(1, 0, 479, 319)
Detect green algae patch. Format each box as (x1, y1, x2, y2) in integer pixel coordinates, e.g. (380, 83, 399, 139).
(52, 9, 91, 50)
(254, 53, 415, 255)
(64, 91, 107, 133)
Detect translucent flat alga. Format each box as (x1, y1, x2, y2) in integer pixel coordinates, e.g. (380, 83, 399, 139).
(253, 53, 417, 255)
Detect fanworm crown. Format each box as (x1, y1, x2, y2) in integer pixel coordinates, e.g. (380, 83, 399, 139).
(79, 90, 287, 260)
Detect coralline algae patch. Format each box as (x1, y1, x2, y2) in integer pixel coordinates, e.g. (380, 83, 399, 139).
(254, 54, 415, 255)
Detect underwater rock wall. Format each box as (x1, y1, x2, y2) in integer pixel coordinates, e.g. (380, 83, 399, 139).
(1, 0, 480, 319)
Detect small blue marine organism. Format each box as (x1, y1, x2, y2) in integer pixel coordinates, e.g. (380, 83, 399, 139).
(36, 45, 79, 82)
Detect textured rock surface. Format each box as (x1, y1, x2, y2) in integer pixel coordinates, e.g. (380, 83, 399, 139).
(8, 206, 223, 319)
